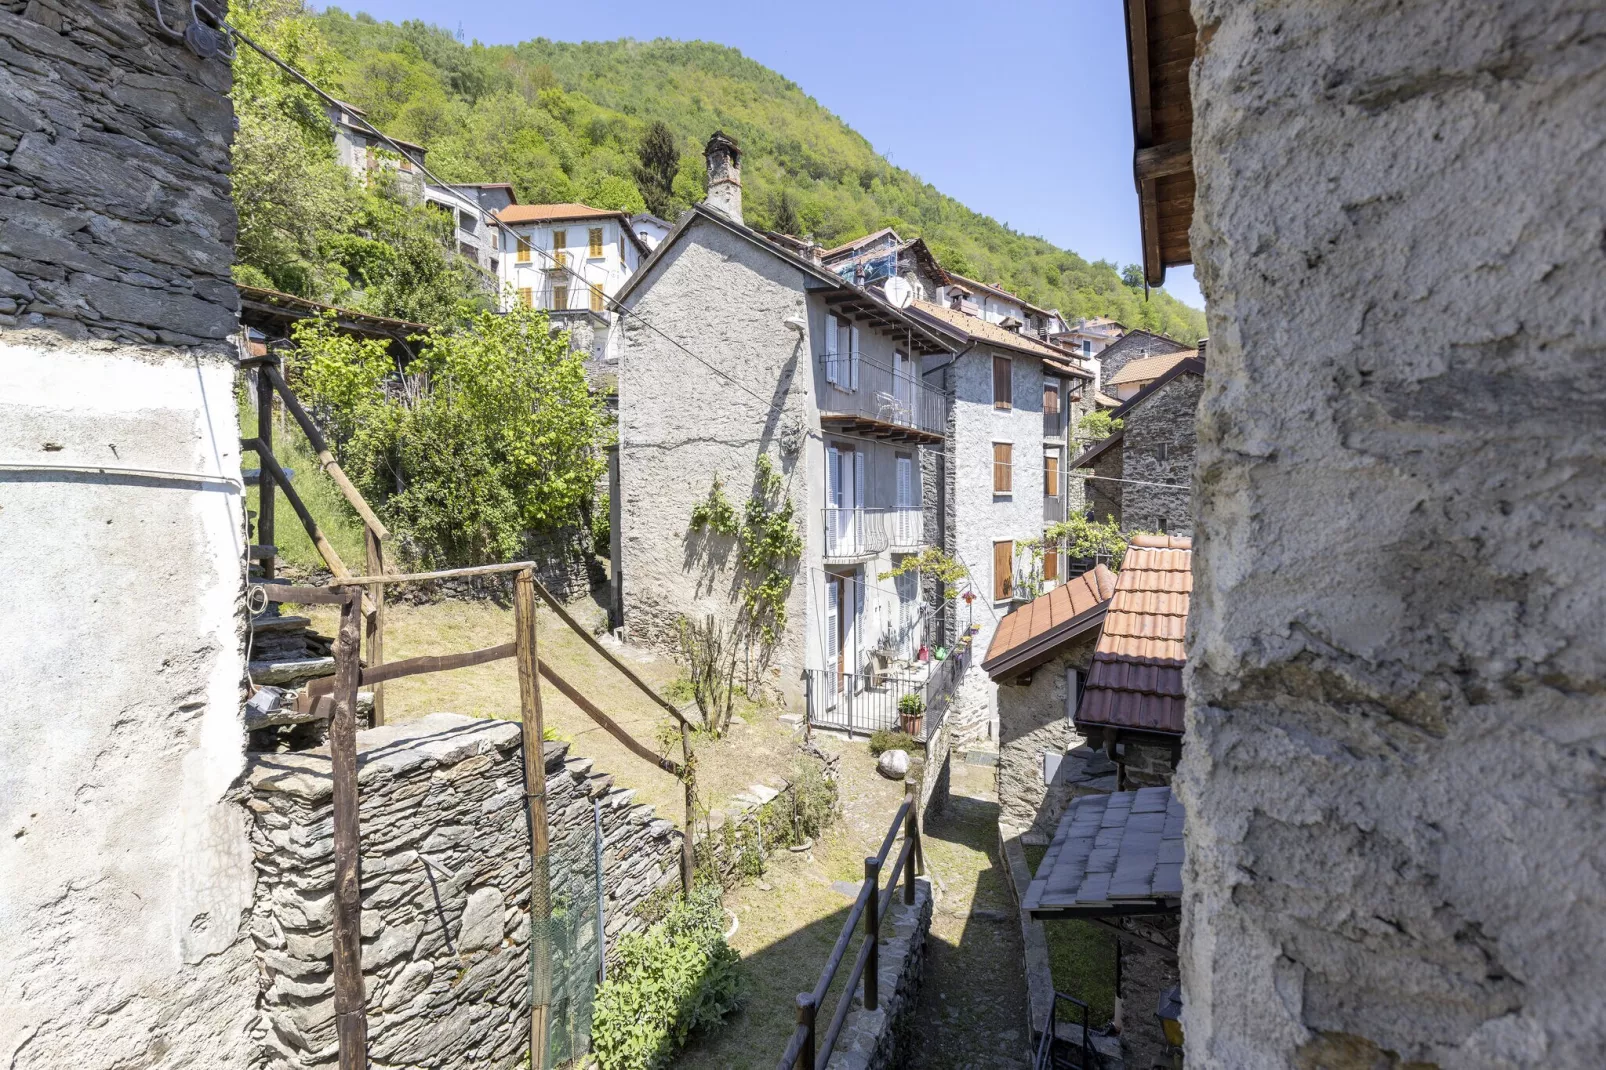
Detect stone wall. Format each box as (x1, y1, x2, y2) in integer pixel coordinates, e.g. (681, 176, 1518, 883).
(245, 714, 683, 1069)
(1083, 438, 1123, 526)
(1095, 331, 1191, 388)
(1182, 2, 1606, 1066)
(1119, 371, 1200, 538)
(0, 3, 256, 1067)
(994, 632, 1100, 842)
(1117, 737, 1177, 790)
(823, 879, 932, 1070)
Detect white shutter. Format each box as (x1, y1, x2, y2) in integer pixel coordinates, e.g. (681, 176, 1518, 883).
(853, 450, 865, 512)
(849, 326, 861, 390)
(825, 316, 838, 384)
(854, 576, 865, 676)
(827, 445, 842, 555)
(896, 455, 913, 509)
(825, 579, 839, 677)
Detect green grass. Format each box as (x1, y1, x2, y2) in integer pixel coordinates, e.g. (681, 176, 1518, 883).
(239, 390, 368, 572)
(1025, 844, 1119, 1025)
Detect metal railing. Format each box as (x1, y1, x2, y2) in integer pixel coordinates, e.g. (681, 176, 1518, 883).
(822, 507, 926, 560)
(887, 506, 924, 550)
(818, 353, 946, 437)
(804, 635, 969, 741)
(1033, 992, 1098, 1070)
(1044, 408, 1067, 440)
(777, 788, 924, 1070)
(1044, 495, 1065, 524)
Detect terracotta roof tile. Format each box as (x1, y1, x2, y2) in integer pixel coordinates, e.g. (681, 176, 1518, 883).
(983, 565, 1117, 677)
(911, 298, 1088, 369)
(1105, 349, 1198, 387)
(495, 202, 627, 224)
(1075, 539, 1192, 735)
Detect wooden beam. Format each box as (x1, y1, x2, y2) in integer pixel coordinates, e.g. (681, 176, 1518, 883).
(513, 570, 552, 1070)
(1125, 0, 1152, 145)
(365, 531, 386, 727)
(328, 560, 539, 586)
(243, 438, 354, 582)
(1134, 140, 1192, 182)
(329, 590, 367, 1070)
(264, 365, 391, 540)
(258, 583, 351, 605)
(256, 364, 275, 581)
(1139, 176, 1165, 287)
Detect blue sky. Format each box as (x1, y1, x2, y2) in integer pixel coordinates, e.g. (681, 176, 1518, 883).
(324, 0, 1203, 310)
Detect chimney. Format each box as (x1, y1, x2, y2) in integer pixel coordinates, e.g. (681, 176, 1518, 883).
(702, 131, 742, 224)
(1197, 337, 1208, 360)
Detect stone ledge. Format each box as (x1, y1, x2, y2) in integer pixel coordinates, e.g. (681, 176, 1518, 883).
(824, 878, 932, 1070)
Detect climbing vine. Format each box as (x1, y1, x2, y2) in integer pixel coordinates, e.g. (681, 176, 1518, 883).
(879, 547, 971, 601)
(1014, 515, 1130, 599)
(686, 454, 802, 651)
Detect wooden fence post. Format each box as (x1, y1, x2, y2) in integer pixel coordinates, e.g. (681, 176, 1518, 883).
(680, 720, 695, 895)
(364, 529, 385, 726)
(330, 589, 366, 1070)
(796, 992, 817, 1069)
(256, 361, 275, 580)
(864, 856, 881, 1012)
(514, 569, 551, 1070)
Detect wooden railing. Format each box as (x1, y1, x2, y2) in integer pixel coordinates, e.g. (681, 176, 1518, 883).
(259, 563, 699, 1070)
(241, 349, 391, 723)
(776, 787, 924, 1070)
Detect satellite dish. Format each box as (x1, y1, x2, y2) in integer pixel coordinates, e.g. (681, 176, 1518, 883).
(882, 276, 913, 309)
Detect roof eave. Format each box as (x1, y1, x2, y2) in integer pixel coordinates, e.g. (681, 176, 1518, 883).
(983, 603, 1111, 683)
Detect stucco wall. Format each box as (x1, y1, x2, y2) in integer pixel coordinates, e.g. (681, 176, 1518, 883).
(1182, 2, 1606, 1067)
(948, 347, 1056, 747)
(0, 3, 253, 1066)
(1120, 372, 1201, 537)
(617, 218, 812, 703)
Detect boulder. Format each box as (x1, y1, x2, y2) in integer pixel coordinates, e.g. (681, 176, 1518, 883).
(877, 749, 909, 780)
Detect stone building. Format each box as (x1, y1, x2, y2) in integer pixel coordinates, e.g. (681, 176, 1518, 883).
(1070, 354, 1203, 538)
(1122, 0, 1606, 1065)
(614, 135, 952, 716)
(1094, 327, 1192, 391)
(981, 565, 1118, 843)
(0, 2, 256, 1064)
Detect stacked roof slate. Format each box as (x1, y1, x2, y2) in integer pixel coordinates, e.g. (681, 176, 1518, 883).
(1022, 785, 1185, 915)
(1077, 534, 1192, 735)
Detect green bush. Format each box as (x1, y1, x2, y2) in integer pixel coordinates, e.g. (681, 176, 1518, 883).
(591, 884, 742, 1070)
(783, 757, 838, 844)
(1077, 410, 1124, 441)
(869, 729, 917, 758)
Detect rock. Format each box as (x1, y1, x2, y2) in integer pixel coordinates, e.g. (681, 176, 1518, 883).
(457, 887, 506, 953)
(877, 749, 910, 780)
(381, 961, 435, 1012)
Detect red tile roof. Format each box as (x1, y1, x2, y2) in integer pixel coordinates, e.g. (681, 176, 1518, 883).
(983, 565, 1118, 680)
(495, 203, 628, 225)
(1077, 535, 1192, 735)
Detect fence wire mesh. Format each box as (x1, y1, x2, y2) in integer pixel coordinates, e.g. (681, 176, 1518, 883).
(539, 808, 604, 1066)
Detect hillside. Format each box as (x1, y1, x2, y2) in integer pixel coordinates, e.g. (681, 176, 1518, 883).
(312, 10, 1205, 341)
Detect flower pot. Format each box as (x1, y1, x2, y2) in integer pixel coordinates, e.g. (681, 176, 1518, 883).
(900, 711, 924, 737)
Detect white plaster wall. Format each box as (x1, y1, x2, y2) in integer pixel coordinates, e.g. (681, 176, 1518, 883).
(950, 347, 1053, 746)
(1182, 1, 1606, 1067)
(0, 341, 255, 1068)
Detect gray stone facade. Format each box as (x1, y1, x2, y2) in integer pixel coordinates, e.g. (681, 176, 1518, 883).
(1119, 371, 1201, 538)
(245, 714, 683, 1069)
(1094, 330, 1191, 389)
(994, 632, 1101, 842)
(1181, 2, 1606, 1066)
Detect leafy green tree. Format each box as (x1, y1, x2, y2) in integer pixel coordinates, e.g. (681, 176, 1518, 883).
(1122, 263, 1146, 289)
(291, 302, 607, 565)
(634, 120, 680, 218)
(771, 189, 801, 235)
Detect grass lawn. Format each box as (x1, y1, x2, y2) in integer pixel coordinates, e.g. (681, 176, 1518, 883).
(1024, 844, 1119, 1026)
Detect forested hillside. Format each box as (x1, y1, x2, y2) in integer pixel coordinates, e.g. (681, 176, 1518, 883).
(236, 3, 1204, 340)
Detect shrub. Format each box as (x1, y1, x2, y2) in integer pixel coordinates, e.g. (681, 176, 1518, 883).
(897, 693, 926, 717)
(869, 729, 917, 757)
(591, 884, 743, 1070)
(1077, 409, 1124, 440)
(783, 757, 838, 844)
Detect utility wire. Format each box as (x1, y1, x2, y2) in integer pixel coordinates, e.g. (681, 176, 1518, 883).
(226, 24, 786, 412)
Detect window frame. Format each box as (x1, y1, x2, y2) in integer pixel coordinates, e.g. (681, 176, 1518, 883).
(993, 355, 1013, 409)
(993, 441, 1014, 494)
(588, 226, 605, 258)
(993, 540, 1014, 602)
(1044, 451, 1060, 498)
(589, 283, 604, 313)
(552, 282, 569, 311)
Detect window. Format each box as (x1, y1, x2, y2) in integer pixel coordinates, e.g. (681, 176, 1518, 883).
(1158, 517, 1169, 534)
(993, 442, 1013, 494)
(1157, 443, 1170, 462)
(1043, 381, 1060, 414)
(1043, 541, 1059, 582)
(1044, 452, 1059, 497)
(618, 234, 626, 260)
(589, 284, 604, 312)
(823, 316, 859, 388)
(553, 229, 567, 269)
(517, 236, 531, 263)
(1081, 339, 1092, 357)
(518, 287, 533, 309)
(552, 283, 569, 311)
(993, 540, 1014, 601)
(490, 257, 499, 275)
(458, 209, 476, 233)
(398, 153, 413, 173)
(993, 356, 1013, 408)
(588, 227, 605, 257)
(457, 241, 476, 260)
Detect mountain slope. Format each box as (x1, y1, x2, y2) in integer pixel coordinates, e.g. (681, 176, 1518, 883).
(315, 10, 1205, 340)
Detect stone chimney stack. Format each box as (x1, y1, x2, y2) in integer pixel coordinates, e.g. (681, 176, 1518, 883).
(703, 131, 743, 224)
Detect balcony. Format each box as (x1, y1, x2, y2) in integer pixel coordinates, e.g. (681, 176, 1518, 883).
(823, 507, 927, 563)
(818, 354, 946, 444)
(1044, 408, 1067, 441)
(1044, 494, 1065, 524)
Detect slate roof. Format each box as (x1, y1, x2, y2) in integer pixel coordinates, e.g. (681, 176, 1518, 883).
(1105, 348, 1198, 387)
(909, 299, 1093, 376)
(1023, 786, 1185, 917)
(983, 565, 1118, 682)
(1076, 535, 1192, 735)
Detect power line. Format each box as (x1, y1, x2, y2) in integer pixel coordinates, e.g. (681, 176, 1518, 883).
(226, 24, 784, 412)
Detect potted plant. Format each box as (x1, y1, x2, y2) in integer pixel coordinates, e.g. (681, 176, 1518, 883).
(898, 692, 926, 737)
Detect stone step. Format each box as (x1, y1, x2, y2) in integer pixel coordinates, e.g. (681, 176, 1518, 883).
(251, 614, 312, 634)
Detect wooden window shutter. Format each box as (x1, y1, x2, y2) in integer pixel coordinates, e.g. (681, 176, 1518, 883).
(1043, 543, 1059, 582)
(993, 355, 1012, 408)
(553, 229, 567, 269)
(588, 227, 604, 257)
(1044, 452, 1059, 497)
(993, 541, 1013, 601)
(518, 287, 533, 309)
(516, 236, 531, 263)
(993, 442, 1013, 493)
(1043, 381, 1060, 414)
(824, 316, 839, 384)
(552, 283, 568, 310)
(590, 284, 604, 312)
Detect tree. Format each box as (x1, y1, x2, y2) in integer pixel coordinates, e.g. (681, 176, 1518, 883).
(634, 120, 679, 218)
(1122, 263, 1146, 289)
(772, 190, 801, 235)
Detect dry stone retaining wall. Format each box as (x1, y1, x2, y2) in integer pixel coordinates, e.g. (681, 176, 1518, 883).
(244, 714, 682, 1069)
(823, 879, 932, 1070)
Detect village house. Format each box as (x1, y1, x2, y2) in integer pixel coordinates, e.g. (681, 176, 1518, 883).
(629, 211, 674, 251)
(1093, 327, 1193, 392)
(1072, 352, 1203, 538)
(614, 134, 955, 729)
(494, 202, 650, 368)
(1054, 314, 1125, 360)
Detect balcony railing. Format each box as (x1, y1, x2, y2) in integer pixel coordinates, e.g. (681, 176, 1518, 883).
(1044, 494, 1064, 524)
(887, 507, 924, 550)
(1043, 408, 1067, 441)
(804, 642, 969, 742)
(823, 507, 927, 561)
(818, 354, 946, 440)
